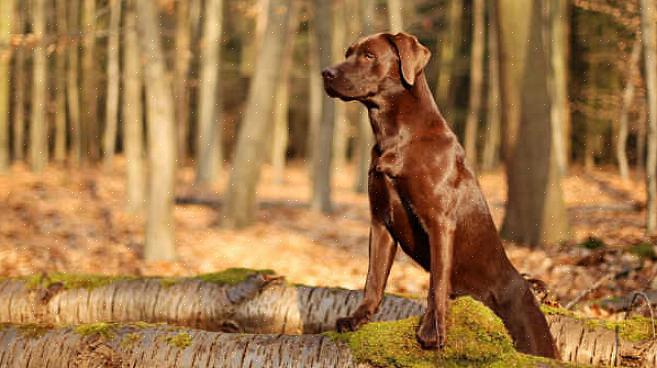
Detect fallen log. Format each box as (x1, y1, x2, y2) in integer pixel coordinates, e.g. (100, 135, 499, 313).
(0, 270, 656, 366)
(0, 269, 423, 333)
(0, 298, 568, 367)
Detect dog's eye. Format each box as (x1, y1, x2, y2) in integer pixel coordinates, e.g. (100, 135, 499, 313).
(364, 52, 376, 60)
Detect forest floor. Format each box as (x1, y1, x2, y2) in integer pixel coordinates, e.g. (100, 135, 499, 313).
(0, 158, 655, 320)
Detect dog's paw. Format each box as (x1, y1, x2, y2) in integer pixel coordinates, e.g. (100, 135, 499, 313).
(415, 314, 446, 350)
(336, 316, 367, 332)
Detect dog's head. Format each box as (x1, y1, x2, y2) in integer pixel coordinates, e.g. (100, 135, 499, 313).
(322, 32, 431, 102)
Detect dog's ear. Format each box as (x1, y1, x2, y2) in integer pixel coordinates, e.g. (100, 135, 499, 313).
(387, 32, 431, 86)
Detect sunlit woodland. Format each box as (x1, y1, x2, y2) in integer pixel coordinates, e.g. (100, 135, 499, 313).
(2, 0, 657, 366)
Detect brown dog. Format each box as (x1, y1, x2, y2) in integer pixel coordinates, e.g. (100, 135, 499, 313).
(322, 32, 559, 359)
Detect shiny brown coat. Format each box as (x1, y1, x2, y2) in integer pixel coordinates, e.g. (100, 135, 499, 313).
(322, 32, 558, 359)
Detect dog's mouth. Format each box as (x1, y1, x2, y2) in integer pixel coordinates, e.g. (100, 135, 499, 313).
(323, 81, 375, 102)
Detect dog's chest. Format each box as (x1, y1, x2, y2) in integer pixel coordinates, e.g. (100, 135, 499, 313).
(369, 173, 429, 264)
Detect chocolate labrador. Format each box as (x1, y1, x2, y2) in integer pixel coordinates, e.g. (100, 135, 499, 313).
(321, 32, 558, 359)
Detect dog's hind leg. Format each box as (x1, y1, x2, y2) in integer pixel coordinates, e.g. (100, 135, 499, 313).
(484, 275, 559, 359)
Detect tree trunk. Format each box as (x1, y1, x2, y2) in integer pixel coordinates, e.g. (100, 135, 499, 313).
(102, 0, 122, 168)
(0, 325, 361, 367)
(618, 39, 642, 182)
(136, 0, 177, 260)
(67, 0, 82, 166)
(174, 0, 192, 164)
(332, 0, 349, 173)
(271, 0, 301, 185)
(0, 0, 11, 173)
(481, 0, 501, 172)
(500, 0, 569, 247)
(497, 0, 531, 163)
(435, 0, 463, 117)
(123, 0, 145, 214)
(53, 0, 68, 164)
(0, 273, 421, 334)
(307, 29, 322, 172)
(29, 0, 48, 173)
(311, 0, 336, 214)
(353, 0, 375, 194)
(82, 0, 98, 162)
(548, 0, 570, 175)
(638, 105, 647, 171)
(387, 0, 403, 33)
(463, 0, 484, 169)
(0, 273, 652, 366)
(223, 0, 293, 228)
(11, 0, 25, 162)
(195, 0, 224, 187)
(642, 0, 657, 235)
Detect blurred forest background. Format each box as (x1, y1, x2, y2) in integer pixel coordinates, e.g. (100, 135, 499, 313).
(1, 0, 657, 320)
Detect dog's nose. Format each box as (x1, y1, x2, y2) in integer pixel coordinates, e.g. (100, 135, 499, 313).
(322, 67, 337, 80)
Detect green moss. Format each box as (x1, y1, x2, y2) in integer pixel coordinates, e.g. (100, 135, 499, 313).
(16, 324, 52, 338)
(74, 322, 117, 339)
(24, 273, 136, 290)
(326, 297, 569, 367)
(628, 243, 657, 260)
(577, 236, 606, 250)
(584, 315, 655, 342)
(540, 304, 575, 318)
(20, 268, 276, 291)
(159, 268, 276, 288)
(165, 332, 192, 349)
(540, 301, 655, 343)
(194, 268, 275, 285)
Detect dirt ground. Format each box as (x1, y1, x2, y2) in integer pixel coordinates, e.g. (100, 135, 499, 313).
(0, 159, 655, 318)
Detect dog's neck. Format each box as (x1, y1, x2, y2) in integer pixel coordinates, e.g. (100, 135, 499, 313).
(365, 72, 448, 150)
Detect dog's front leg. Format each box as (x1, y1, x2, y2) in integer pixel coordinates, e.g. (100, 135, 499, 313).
(416, 216, 455, 349)
(336, 221, 397, 332)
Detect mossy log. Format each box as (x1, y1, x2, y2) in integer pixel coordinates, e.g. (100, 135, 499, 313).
(0, 270, 655, 366)
(0, 300, 567, 368)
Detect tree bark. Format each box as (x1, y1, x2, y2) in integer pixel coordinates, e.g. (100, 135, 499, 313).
(311, 0, 336, 214)
(82, 0, 99, 162)
(481, 0, 501, 172)
(0, 0, 12, 173)
(195, 0, 224, 186)
(642, 0, 657, 234)
(353, 0, 375, 193)
(548, 0, 570, 175)
(387, 0, 403, 33)
(463, 0, 485, 169)
(271, 0, 301, 184)
(332, 0, 349, 173)
(0, 274, 421, 334)
(53, 0, 68, 164)
(497, 0, 531, 163)
(618, 39, 642, 181)
(0, 274, 653, 366)
(174, 0, 192, 164)
(67, 0, 82, 166)
(500, 0, 570, 247)
(307, 28, 322, 171)
(102, 0, 122, 168)
(123, 0, 145, 214)
(223, 0, 293, 228)
(29, 0, 48, 173)
(435, 0, 463, 117)
(0, 324, 360, 367)
(11, 0, 25, 162)
(136, 0, 177, 260)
